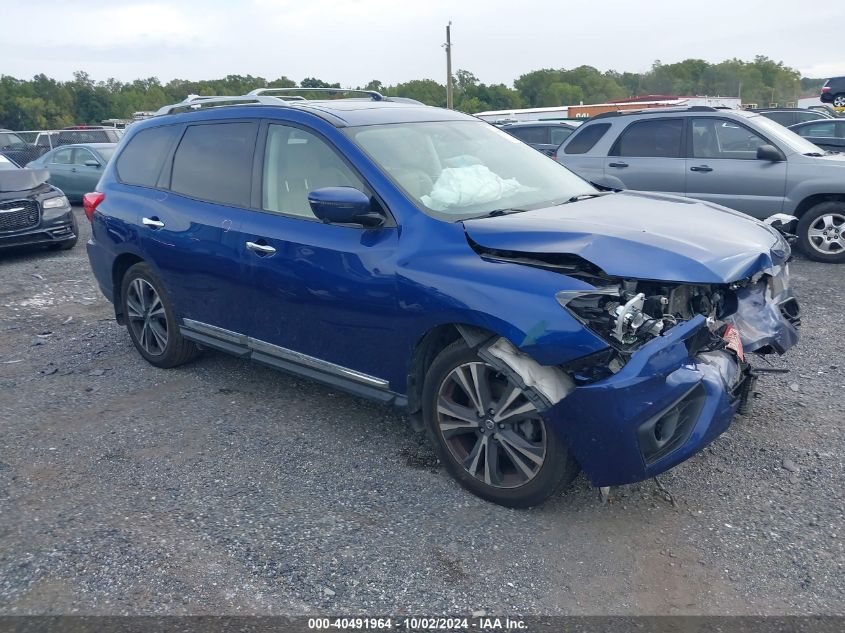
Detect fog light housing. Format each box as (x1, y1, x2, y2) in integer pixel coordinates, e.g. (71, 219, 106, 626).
(638, 384, 706, 465)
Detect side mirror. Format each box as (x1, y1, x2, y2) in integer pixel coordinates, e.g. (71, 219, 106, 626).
(757, 144, 783, 161)
(84, 160, 101, 168)
(308, 187, 384, 228)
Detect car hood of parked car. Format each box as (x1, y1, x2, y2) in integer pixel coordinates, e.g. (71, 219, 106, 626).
(0, 167, 49, 193)
(462, 191, 786, 284)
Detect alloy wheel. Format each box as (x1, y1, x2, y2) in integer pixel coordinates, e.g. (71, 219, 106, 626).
(126, 278, 169, 356)
(436, 361, 546, 489)
(806, 212, 845, 255)
(833, 95, 845, 108)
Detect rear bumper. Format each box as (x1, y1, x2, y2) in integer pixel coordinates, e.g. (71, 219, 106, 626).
(542, 316, 752, 487)
(0, 208, 76, 249)
(86, 237, 115, 304)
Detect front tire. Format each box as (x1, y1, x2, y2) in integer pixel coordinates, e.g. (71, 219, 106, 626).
(422, 340, 579, 508)
(797, 201, 845, 263)
(120, 262, 199, 368)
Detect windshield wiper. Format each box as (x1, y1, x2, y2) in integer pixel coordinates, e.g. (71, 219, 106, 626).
(483, 208, 531, 218)
(804, 152, 825, 157)
(558, 192, 613, 204)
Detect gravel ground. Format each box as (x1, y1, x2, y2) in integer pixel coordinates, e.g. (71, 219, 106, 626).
(0, 208, 843, 616)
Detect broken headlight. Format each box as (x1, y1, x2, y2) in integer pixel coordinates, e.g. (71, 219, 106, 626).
(556, 286, 665, 349)
(556, 281, 727, 351)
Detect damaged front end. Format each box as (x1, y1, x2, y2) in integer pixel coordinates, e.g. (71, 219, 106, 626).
(464, 259, 800, 488)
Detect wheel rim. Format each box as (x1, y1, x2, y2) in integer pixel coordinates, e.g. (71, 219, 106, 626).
(807, 212, 845, 255)
(834, 95, 845, 107)
(436, 361, 546, 489)
(126, 278, 169, 356)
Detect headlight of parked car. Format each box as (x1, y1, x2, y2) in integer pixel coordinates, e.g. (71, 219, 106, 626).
(42, 196, 70, 210)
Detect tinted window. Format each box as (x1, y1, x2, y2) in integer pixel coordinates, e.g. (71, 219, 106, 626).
(614, 119, 684, 158)
(795, 111, 826, 124)
(564, 123, 610, 154)
(691, 118, 769, 159)
(761, 111, 793, 126)
(506, 126, 548, 144)
(116, 125, 180, 187)
(171, 122, 257, 207)
(0, 132, 25, 148)
(798, 122, 836, 138)
(263, 124, 364, 219)
(550, 126, 574, 146)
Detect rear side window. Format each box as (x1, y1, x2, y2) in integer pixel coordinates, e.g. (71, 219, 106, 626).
(116, 125, 180, 187)
(563, 123, 610, 154)
(761, 111, 793, 126)
(507, 126, 548, 144)
(613, 119, 684, 158)
(171, 122, 257, 207)
(550, 126, 574, 146)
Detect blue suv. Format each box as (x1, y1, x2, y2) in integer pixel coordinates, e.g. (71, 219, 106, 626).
(84, 89, 799, 507)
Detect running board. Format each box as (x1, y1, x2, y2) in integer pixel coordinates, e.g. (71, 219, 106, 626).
(180, 319, 406, 407)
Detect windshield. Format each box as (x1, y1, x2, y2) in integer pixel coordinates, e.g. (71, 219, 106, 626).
(749, 114, 825, 154)
(0, 132, 25, 148)
(344, 120, 595, 220)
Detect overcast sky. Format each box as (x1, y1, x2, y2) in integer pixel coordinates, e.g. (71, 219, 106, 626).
(3, 0, 843, 87)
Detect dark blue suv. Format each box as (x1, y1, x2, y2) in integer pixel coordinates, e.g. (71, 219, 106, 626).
(84, 89, 799, 507)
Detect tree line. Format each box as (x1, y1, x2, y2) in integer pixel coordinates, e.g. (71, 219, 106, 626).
(0, 57, 826, 130)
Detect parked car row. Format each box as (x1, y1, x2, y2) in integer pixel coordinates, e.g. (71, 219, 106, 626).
(0, 126, 122, 167)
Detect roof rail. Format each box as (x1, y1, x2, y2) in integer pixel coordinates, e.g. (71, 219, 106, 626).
(590, 105, 720, 121)
(247, 87, 386, 101)
(154, 94, 294, 116)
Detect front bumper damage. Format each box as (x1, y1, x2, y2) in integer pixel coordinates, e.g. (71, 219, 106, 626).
(472, 270, 799, 488)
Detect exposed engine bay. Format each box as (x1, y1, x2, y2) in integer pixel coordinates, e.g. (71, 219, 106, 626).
(557, 267, 800, 358)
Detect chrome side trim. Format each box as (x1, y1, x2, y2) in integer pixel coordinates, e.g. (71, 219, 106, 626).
(183, 319, 247, 346)
(182, 319, 389, 389)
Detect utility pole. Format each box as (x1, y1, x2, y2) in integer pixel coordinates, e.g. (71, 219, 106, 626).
(445, 22, 454, 109)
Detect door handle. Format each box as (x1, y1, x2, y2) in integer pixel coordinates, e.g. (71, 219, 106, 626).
(608, 162, 629, 168)
(246, 241, 276, 256)
(690, 165, 713, 172)
(70, 168, 77, 173)
(142, 217, 165, 229)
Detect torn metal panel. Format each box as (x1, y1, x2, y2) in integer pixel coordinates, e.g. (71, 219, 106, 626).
(478, 337, 575, 410)
(726, 267, 800, 355)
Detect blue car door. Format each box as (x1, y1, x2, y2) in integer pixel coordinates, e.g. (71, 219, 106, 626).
(135, 121, 257, 334)
(232, 121, 404, 393)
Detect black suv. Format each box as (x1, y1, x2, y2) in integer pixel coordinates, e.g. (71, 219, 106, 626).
(498, 121, 578, 156)
(0, 154, 78, 251)
(821, 77, 845, 108)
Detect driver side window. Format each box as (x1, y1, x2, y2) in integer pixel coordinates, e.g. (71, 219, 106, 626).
(262, 124, 365, 219)
(691, 118, 769, 160)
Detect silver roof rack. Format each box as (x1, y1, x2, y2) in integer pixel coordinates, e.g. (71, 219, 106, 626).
(247, 87, 386, 101)
(154, 94, 294, 116)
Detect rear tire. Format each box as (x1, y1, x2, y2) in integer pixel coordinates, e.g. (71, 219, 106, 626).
(120, 262, 200, 368)
(797, 201, 845, 263)
(421, 340, 579, 508)
(833, 94, 845, 108)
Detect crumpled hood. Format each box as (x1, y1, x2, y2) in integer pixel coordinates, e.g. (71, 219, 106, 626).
(463, 191, 787, 283)
(0, 168, 49, 193)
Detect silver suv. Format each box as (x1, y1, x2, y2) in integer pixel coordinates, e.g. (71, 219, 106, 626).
(556, 106, 845, 263)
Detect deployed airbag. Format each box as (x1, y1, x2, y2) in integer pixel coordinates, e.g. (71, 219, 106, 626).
(0, 168, 49, 192)
(421, 164, 532, 212)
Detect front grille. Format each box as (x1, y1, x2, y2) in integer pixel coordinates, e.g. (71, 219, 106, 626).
(0, 199, 40, 232)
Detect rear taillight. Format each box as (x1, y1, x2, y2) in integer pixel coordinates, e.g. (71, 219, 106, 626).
(550, 153, 557, 160)
(821, 86, 831, 93)
(82, 191, 104, 222)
